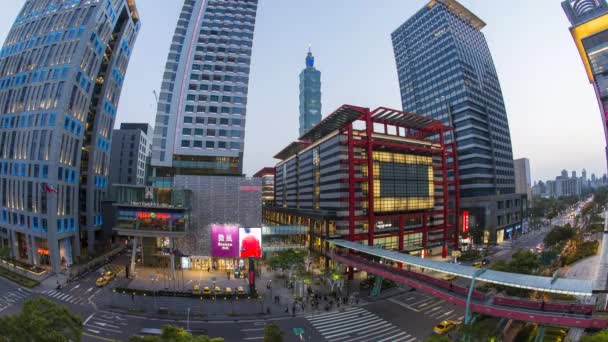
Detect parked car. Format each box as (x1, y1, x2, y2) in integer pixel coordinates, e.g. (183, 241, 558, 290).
(213, 286, 222, 294)
(472, 261, 483, 268)
(192, 285, 201, 295)
(236, 286, 245, 295)
(225, 287, 233, 295)
(202, 286, 212, 295)
(103, 271, 115, 281)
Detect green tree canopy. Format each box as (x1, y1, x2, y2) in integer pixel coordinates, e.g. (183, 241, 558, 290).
(267, 250, 306, 276)
(263, 323, 283, 342)
(580, 328, 608, 342)
(128, 325, 224, 342)
(544, 225, 576, 247)
(0, 297, 82, 342)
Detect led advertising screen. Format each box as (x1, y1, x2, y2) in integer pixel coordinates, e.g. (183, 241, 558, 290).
(211, 225, 240, 257)
(239, 227, 262, 258)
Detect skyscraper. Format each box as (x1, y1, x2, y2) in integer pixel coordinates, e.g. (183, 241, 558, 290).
(109, 123, 152, 186)
(562, 0, 608, 170)
(0, 0, 140, 271)
(151, 0, 259, 179)
(298, 47, 322, 136)
(514, 158, 532, 204)
(392, 0, 526, 243)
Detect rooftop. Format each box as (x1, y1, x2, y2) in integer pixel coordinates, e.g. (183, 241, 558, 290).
(429, 0, 486, 30)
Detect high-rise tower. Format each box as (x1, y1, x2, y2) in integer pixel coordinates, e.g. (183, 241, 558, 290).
(151, 0, 259, 179)
(0, 0, 140, 271)
(392, 0, 526, 244)
(562, 0, 608, 171)
(298, 47, 322, 136)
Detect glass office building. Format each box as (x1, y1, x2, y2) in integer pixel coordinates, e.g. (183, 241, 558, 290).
(392, 0, 526, 244)
(151, 0, 259, 178)
(298, 48, 322, 137)
(563, 0, 608, 170)
(0, 0, 140, 271)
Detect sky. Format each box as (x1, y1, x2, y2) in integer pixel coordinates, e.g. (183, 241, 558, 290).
(0, 0, 604, 183)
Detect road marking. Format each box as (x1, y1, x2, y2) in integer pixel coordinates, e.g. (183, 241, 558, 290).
(423, 306, 442, 314)
(388, 298, 419, 312)
(325, 322, 391, 339)
(404, 338, 417, 342)
(377, 331, 407, 342)
(86, 325, 121, 333)
(83, 313, 95, 326)
(70, 285, 80, 291)
(94, 321, 120, 329)
(86, 329, 100, 334)
(310, 311, 371, 326)
(86, 287, 94, 293)
(313, 313, 375, 329)
(242, 328, 265, 331)
(243, 337, 263, 340)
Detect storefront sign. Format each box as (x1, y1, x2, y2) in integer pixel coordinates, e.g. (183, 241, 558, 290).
(136, 212, 171, 220)
(462, 211, 469, 233)
(240, 186, 260, 192)
(37, 248, 49, 256)
(211, 225, 240, 257)
(375, 221, 392, 229)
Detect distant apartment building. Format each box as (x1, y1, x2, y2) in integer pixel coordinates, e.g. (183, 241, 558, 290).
(0, 0, 140, 272)
(253, 167, 275, 205)
(514, 158, 532, 203)
(109, 123, 152, 186)
(392, 0, 526, 244)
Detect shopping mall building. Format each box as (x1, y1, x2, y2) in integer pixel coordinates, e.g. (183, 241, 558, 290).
(263, 105, 461, 267)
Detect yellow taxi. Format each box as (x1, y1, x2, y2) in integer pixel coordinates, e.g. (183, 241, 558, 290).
(213, 286, 222, 294)
(192, 285, 201, 295)
(472, 261, 483, 268)
(236, 286, 245, 295)
(103, 271, 115, 281)
(96, 277, 109, 287)
(434, 320, 457, 335)
(442, 274, 457, 281)
(202, 286, 212, 295)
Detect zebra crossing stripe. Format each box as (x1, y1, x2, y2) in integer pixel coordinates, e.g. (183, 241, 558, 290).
(325, 321, 392, 339)
(377, 331, 408, 342)
(316, 314, 379, 332)
(307, 308, 365, 321)
(312, 312, 373, 327)
(342, 326, 401, 342)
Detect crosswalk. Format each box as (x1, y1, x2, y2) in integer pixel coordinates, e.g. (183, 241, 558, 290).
(42, 286, 101, 305)
(306, 308, 417, 342)
(0, 287, 32, 312)
(388, 292, 464, 322)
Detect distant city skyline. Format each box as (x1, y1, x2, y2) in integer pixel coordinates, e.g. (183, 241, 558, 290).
(0, 0, 604, 180)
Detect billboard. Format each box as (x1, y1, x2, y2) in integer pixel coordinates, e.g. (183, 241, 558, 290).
(239, 227, 262, 258)
(211, 225, 240, 257)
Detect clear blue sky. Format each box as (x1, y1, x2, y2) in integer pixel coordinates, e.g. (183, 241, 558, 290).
(0, 0, 603, 182)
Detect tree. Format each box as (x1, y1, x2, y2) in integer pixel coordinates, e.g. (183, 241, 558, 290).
(263, 323, 283, 342)
(128, 325, 224, 342)
(544, 225, 576, 247)
(267, 250, 306, 278)
(0, 297, 82, 342)
(509, 250, 541, 275)
(580, 328, 608, 342)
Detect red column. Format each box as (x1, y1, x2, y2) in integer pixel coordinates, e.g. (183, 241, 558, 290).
(440, 129, 448, 258)
(422, 215, 428, 257)
(452, 141, 461, 250)
(398, 215, 405, 268)
(347, 124, 356, 242)
(365, 109, 375, 247)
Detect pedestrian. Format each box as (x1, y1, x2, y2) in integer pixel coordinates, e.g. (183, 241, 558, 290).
(131, 293, 135, 302)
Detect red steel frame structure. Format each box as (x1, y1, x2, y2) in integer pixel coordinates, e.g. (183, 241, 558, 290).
(329, 106, 460, 258)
